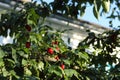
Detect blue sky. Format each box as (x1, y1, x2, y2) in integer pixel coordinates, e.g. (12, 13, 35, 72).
(33, 0, 119, 28)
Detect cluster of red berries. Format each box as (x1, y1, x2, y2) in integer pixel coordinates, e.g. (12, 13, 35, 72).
(25, 24, 31, 48)
(47, 40, 60, 55)
(25, 24, 65, 70)
(47, 41, 65, 70)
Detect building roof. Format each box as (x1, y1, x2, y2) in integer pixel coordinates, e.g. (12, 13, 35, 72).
(46, 14, 111, 37)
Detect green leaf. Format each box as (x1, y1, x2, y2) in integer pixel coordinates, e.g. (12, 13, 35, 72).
(10, 70, 20, 79)
(80, 6, 86, 17)
(27, 8, 40, 26)
(63, 59, 71, 66)
(22, 59, 28, 66)
(48, 66, 57, 73)
(12, 48, 17, 62)
(30, 33, 37, 43)
(2, 67, 9, 77)
(25, 68, 32, 76)
(10, 70, 16, 76)
(7, 59, 15, 64)
(30, 33, 42, 44)
(93, 6, 99, 19)
(93, 0, 99, 19)
(29, 59, 37, 66)
(77, 52, 89, 61)
(23, 48, 31, 54)
(18, 51, 28, 58)
(38, 61, 44, 71)
(53, 70, 62, 77)
(36, 34, 42, 41)
(102, 0, 110, 13)
(64, 69, 79, 78)
(24, 76, 40, 80)
(64, 75, 69, 80)
(48, 66, 64, 77)
(0, 48, 5, 58)
(0, 58, 4, 67)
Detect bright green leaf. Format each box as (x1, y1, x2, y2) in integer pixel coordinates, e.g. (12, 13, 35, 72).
(25, 68, 32, 76)
(64, 69, 79, 78)
(27, 8, 40, 26)
(63, 59, 71, 66)
(38, 61, 44, 71)
(22, 59, 28, 66)
(102, 0, 110, 13)
(2, 67, 9, 77)
(18, 51, 28, 58)
(10, 70, 16, 76)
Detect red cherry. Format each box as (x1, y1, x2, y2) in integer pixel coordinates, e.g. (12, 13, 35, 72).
(55, 55, 59, 61)
(60, 64, 65, 70)
(56, 47, 60, 51)
(47, 48, 54, 54)
(54, 41, 58, 45)
(52, 41, 58, 45)
(26, 42, 31, 48)
(25, 24, 31, 31)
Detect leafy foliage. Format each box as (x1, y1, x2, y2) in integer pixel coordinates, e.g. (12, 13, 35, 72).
(0, 0, 120, 80)
(50, 0, 111, 19)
